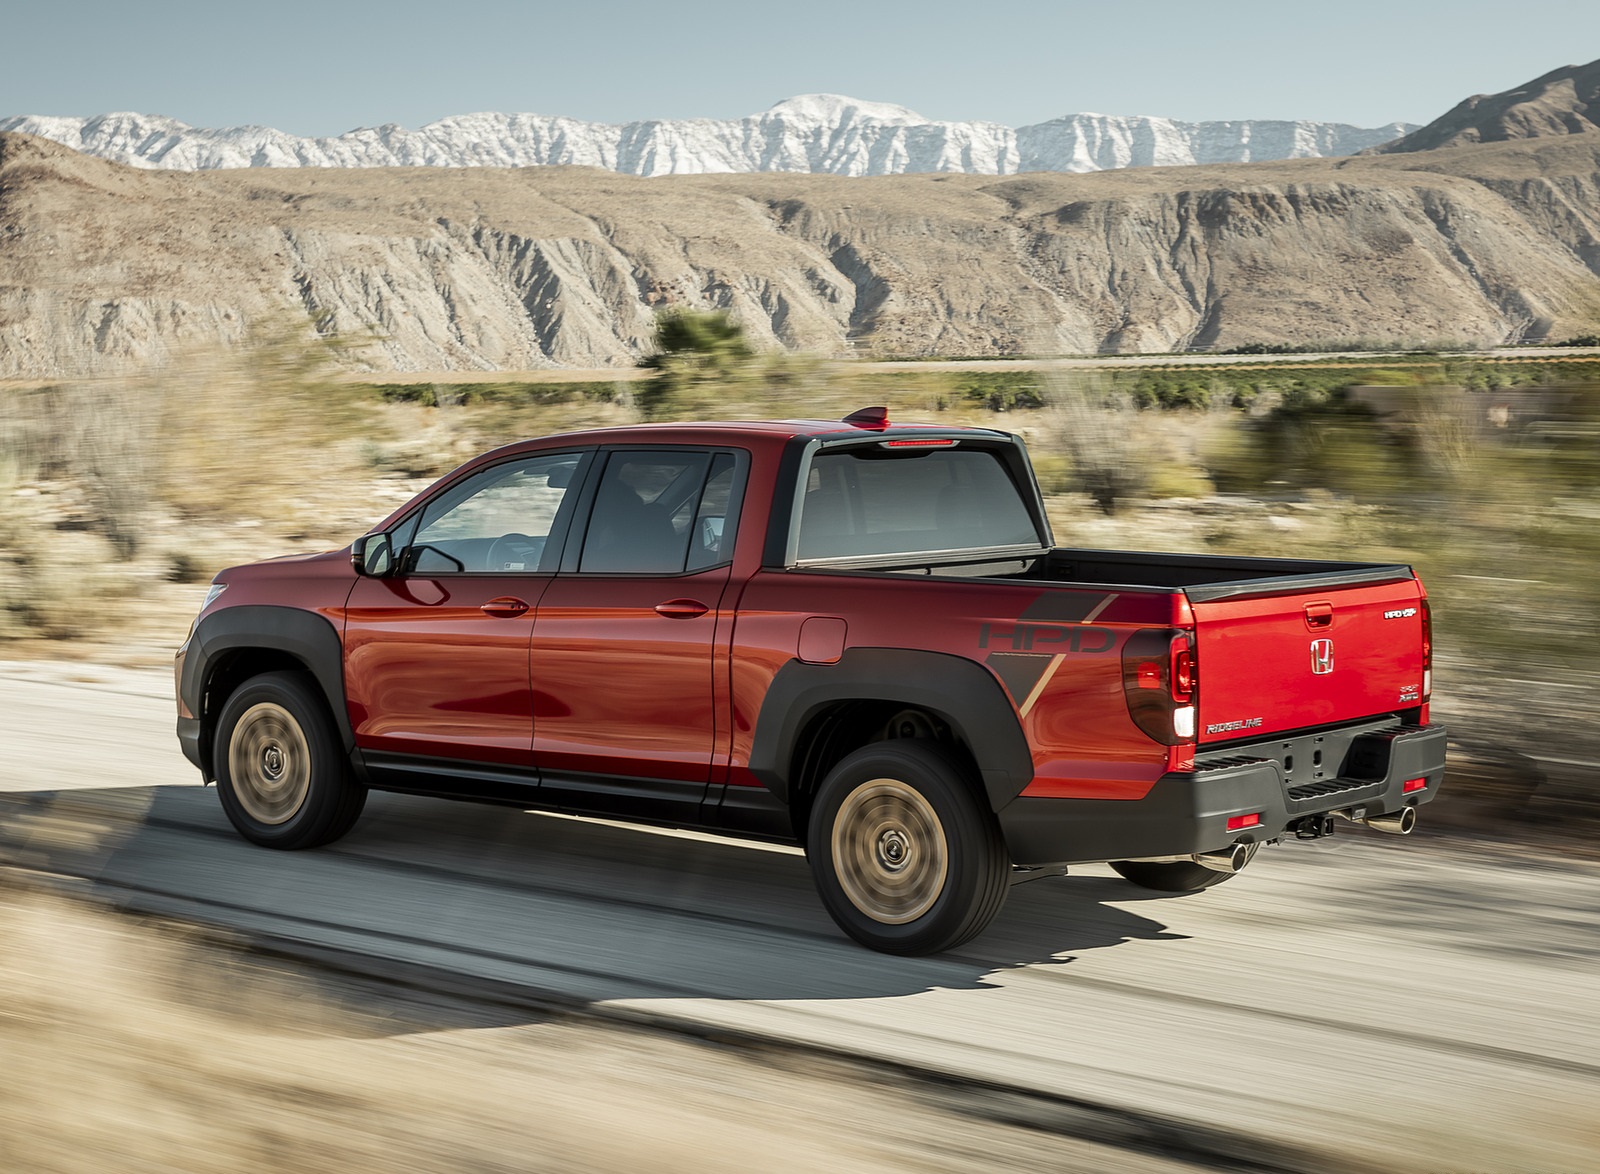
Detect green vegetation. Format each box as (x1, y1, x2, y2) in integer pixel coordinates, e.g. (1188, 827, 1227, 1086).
(636, 308, 760, 421)
(1218, 337, 1483, 355)
(822, 356, 1599, 419)
(364, 381, 621, 408)
(950, 371, 1046, 412)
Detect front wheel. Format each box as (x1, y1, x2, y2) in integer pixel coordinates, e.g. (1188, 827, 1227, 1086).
(1110, 844, 1259, 893)
(214, 671, 366, 850)
(807, 740, 1008, 955)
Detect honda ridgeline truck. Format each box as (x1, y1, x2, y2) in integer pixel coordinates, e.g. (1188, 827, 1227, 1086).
(176, 409, 1445, 954)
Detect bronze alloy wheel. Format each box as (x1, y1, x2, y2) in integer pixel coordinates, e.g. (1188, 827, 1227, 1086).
(212, 670, 367, 850)
(226, 701, 312, 826)
(831, 777, 951, 924)
(808, 739, 1009, 954)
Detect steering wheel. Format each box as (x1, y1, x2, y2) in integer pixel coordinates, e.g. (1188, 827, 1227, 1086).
(486, 533, 545, 571)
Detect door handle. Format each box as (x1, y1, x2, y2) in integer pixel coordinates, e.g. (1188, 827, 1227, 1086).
(480, 596, 531, 617)
(654, 598, 709, 619)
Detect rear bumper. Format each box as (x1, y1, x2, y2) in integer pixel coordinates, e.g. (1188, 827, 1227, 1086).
(999, 722, 1447, 867)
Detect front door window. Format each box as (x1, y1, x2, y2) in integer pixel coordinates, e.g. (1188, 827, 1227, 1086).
(410, 452, 585, 574)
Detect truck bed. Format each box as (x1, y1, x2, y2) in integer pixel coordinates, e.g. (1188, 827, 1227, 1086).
(869, 547, 1416, 603)
(1015, 548, 1417, 603)
(849, 546, 1428, 746)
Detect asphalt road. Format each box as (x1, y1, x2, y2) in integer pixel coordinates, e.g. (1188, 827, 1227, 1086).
(2, 660, 1597, 1173)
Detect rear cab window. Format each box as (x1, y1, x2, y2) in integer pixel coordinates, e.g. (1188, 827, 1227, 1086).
(794, 444, 1043, 565)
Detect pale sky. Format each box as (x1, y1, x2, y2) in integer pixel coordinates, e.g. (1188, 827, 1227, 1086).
(4, 0, 1596, 135)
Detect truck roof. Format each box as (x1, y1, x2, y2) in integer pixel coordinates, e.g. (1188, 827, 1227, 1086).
(367, 410, 1021, 534)
(483, 411, 1015, 456)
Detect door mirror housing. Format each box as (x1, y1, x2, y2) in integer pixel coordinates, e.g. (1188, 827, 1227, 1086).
(352, 532, 397, 577)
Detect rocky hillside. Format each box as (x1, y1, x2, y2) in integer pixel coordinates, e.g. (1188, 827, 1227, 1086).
(0, 95, 1412, 177)
(3, 125, 1599, 376)
(1374, 58, 1599, 153)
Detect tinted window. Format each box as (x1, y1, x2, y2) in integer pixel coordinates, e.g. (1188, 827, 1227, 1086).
(580, 451, 712, 574)
(686, 453, 739, 572)
(796, 447, 1039, 562)
(409, 453, 582, 574)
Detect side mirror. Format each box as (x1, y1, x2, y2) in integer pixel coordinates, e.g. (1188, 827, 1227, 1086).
(351, 533, 396, 577)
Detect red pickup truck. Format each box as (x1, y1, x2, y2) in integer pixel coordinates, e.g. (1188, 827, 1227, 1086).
(176, 409, 1445, 954)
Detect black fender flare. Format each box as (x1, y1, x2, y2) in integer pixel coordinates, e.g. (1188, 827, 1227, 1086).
(748, 648, 1033, 812)
(181, 605, 353, 759)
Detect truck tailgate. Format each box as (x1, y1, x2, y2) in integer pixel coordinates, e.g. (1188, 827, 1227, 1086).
(1191, 579, 1426, 742)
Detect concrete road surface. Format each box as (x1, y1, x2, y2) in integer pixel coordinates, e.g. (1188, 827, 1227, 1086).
(2, 660, 1597, 1173)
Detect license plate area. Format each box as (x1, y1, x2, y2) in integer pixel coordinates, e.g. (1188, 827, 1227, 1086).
(1196, 715, 1403, 809)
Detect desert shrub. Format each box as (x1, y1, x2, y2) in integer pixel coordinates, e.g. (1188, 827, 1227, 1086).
(630, 308, 850, 422)
(0, 383, 157, 559)
(1027, 454, 1073, 496)
(164, 550, 209, 584)
(369, 381, 622, 408)
(955, 372, 1045, 411)
(1221, 342, 1304, 355)
(0, 458, 133, 638)
(635, 309, 757, 421)
(1041, 375, 1155, 514)
(148, 328, 364, 521)
(0, 325, 368, 639)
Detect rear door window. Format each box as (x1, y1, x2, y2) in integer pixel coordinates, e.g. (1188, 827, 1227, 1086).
(578, 450, 713, 575)
(686, 453, 739, 572)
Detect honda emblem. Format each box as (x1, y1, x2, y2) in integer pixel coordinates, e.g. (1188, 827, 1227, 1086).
(1310, 638, 1334, 675)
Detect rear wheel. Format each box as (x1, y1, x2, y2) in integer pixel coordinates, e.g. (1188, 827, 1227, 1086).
(808, 740, 1008, 955)
(1110, 845, 1258, 893)
(214, 671, 366, 850)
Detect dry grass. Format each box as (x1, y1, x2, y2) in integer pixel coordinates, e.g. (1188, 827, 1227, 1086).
(0, 331, 439, 642)
(0, 889, 1182, 1174)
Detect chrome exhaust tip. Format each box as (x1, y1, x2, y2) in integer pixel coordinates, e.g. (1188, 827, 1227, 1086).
(1365, 807, 1417, 836)
(1193, 843, 1251, 874)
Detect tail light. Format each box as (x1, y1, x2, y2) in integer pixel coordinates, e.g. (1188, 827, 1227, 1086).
(1122, 629, 1197, 746)
(1420, 596, 1432, 700)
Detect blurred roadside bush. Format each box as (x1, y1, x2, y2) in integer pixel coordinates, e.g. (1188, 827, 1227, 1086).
(1217, 379, 1600, 670)
(1043, 373, 1156, 513)
(0, 324, 367, 638)
(635, 307, 842, 422)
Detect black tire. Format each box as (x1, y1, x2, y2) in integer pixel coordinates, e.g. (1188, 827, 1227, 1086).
(1109, 845, 1258, 893)
(213, 670, 366, 850)
(807, 740, 1008, 956)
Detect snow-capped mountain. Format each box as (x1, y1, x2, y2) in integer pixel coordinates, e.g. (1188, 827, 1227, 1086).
(0, 95, 1414, 176)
